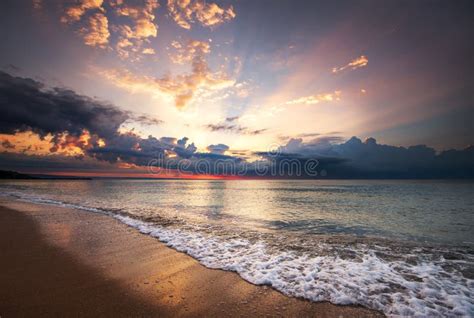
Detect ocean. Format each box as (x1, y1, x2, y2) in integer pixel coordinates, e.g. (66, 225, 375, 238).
(1, 179, 473, 316)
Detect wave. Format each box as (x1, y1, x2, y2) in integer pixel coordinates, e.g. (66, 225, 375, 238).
(2, 191, 473, 317)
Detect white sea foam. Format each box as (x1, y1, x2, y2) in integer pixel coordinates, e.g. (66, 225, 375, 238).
(1, 191, 111, 215)
(116, 215, 474, 317)
(2, 191, 473, 317)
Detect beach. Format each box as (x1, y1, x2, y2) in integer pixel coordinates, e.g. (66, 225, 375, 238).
(0, 198, 383, 317)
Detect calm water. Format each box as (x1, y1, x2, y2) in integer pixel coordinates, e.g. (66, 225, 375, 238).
(1, 179, 473, 316)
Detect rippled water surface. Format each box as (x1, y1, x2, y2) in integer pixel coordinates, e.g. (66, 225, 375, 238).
(1, 179, 473, 316)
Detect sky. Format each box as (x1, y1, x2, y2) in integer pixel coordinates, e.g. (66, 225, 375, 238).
(0, 0, 473, 178)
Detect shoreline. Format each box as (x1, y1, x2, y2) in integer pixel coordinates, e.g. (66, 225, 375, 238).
(0, 198, 383, 317)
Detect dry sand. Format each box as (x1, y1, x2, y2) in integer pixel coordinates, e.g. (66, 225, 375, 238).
(0, 198, 384, 317)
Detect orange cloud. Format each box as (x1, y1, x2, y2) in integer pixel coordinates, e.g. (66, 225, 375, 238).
(99, 57, 235, 109)
(60, 0, 109, 48)
(110, 0, 159, 59)
(167, 0, 236, 30)
(59, 0, 159, 56)
(286, 90, 341, 105)
(116, 36, 133, 49)
(61, 0, 104, 23)
(332, 55, 368, 73)
(142, 47, 156, 54)
(0, 131, 98, 157)
(111, 0, 159, 39)
(100, 32, 234, 108)
(168, 39, 211, 64)
(80, 13, 110, 48)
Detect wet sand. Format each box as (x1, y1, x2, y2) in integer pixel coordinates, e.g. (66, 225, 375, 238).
(0, 198, 384, 317)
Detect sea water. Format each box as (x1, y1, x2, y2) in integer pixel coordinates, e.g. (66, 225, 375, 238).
(1, 179, 473, 316)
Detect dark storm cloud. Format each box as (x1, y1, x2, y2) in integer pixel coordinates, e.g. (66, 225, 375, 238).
(3, 64, 21, 73)
(65, 134, 474, 178)
(88, 134, 198, 165)
(0, 71, 173, 166)
(0, 71, 128, 143)
(263, 136, 474, 178)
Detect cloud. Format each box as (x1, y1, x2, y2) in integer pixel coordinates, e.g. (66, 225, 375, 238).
(88, 133, 196, 165)
(297, 133, 321, 138)
(233, 81, 252, 98)
(1, 139, 15, 149)
(111, 0, 159, 38)
(126, 114, 163, 126)
(80, 13, 110, 48)
(0, 71, 232, 173)
(2, 72, 472, 179)
(207, 143, 229, 154)
(61, 0, 104, 23)
(142, 47, 155, 54)
(275, 136, 345, 157)
(108, 0, 159, 59)
(332, 55, 368, 73)
(32, 0, 43, 10)
(250, 129, 268, 135)
(59, 0, 159, 56)
(0, 72, 193, 169)
(286, 90, 341, 105)
(264, 136, 474, 178)
(168, 39, 211, 64)
(225, 116, 239, 122)
(167, 0, 236, 30)
(60, 0, 110, 48)
(99, 51, 235, 108)
(0, 132, 79, 156)
(0, 71, 127, 148)
(205, 118, 267, 135)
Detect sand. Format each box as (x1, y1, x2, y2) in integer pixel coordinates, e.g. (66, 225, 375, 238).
(0, 198, 384, 317)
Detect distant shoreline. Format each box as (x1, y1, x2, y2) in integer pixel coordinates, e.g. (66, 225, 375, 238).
(0, 170, 92, 180)
(1, 169, 474, 181)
